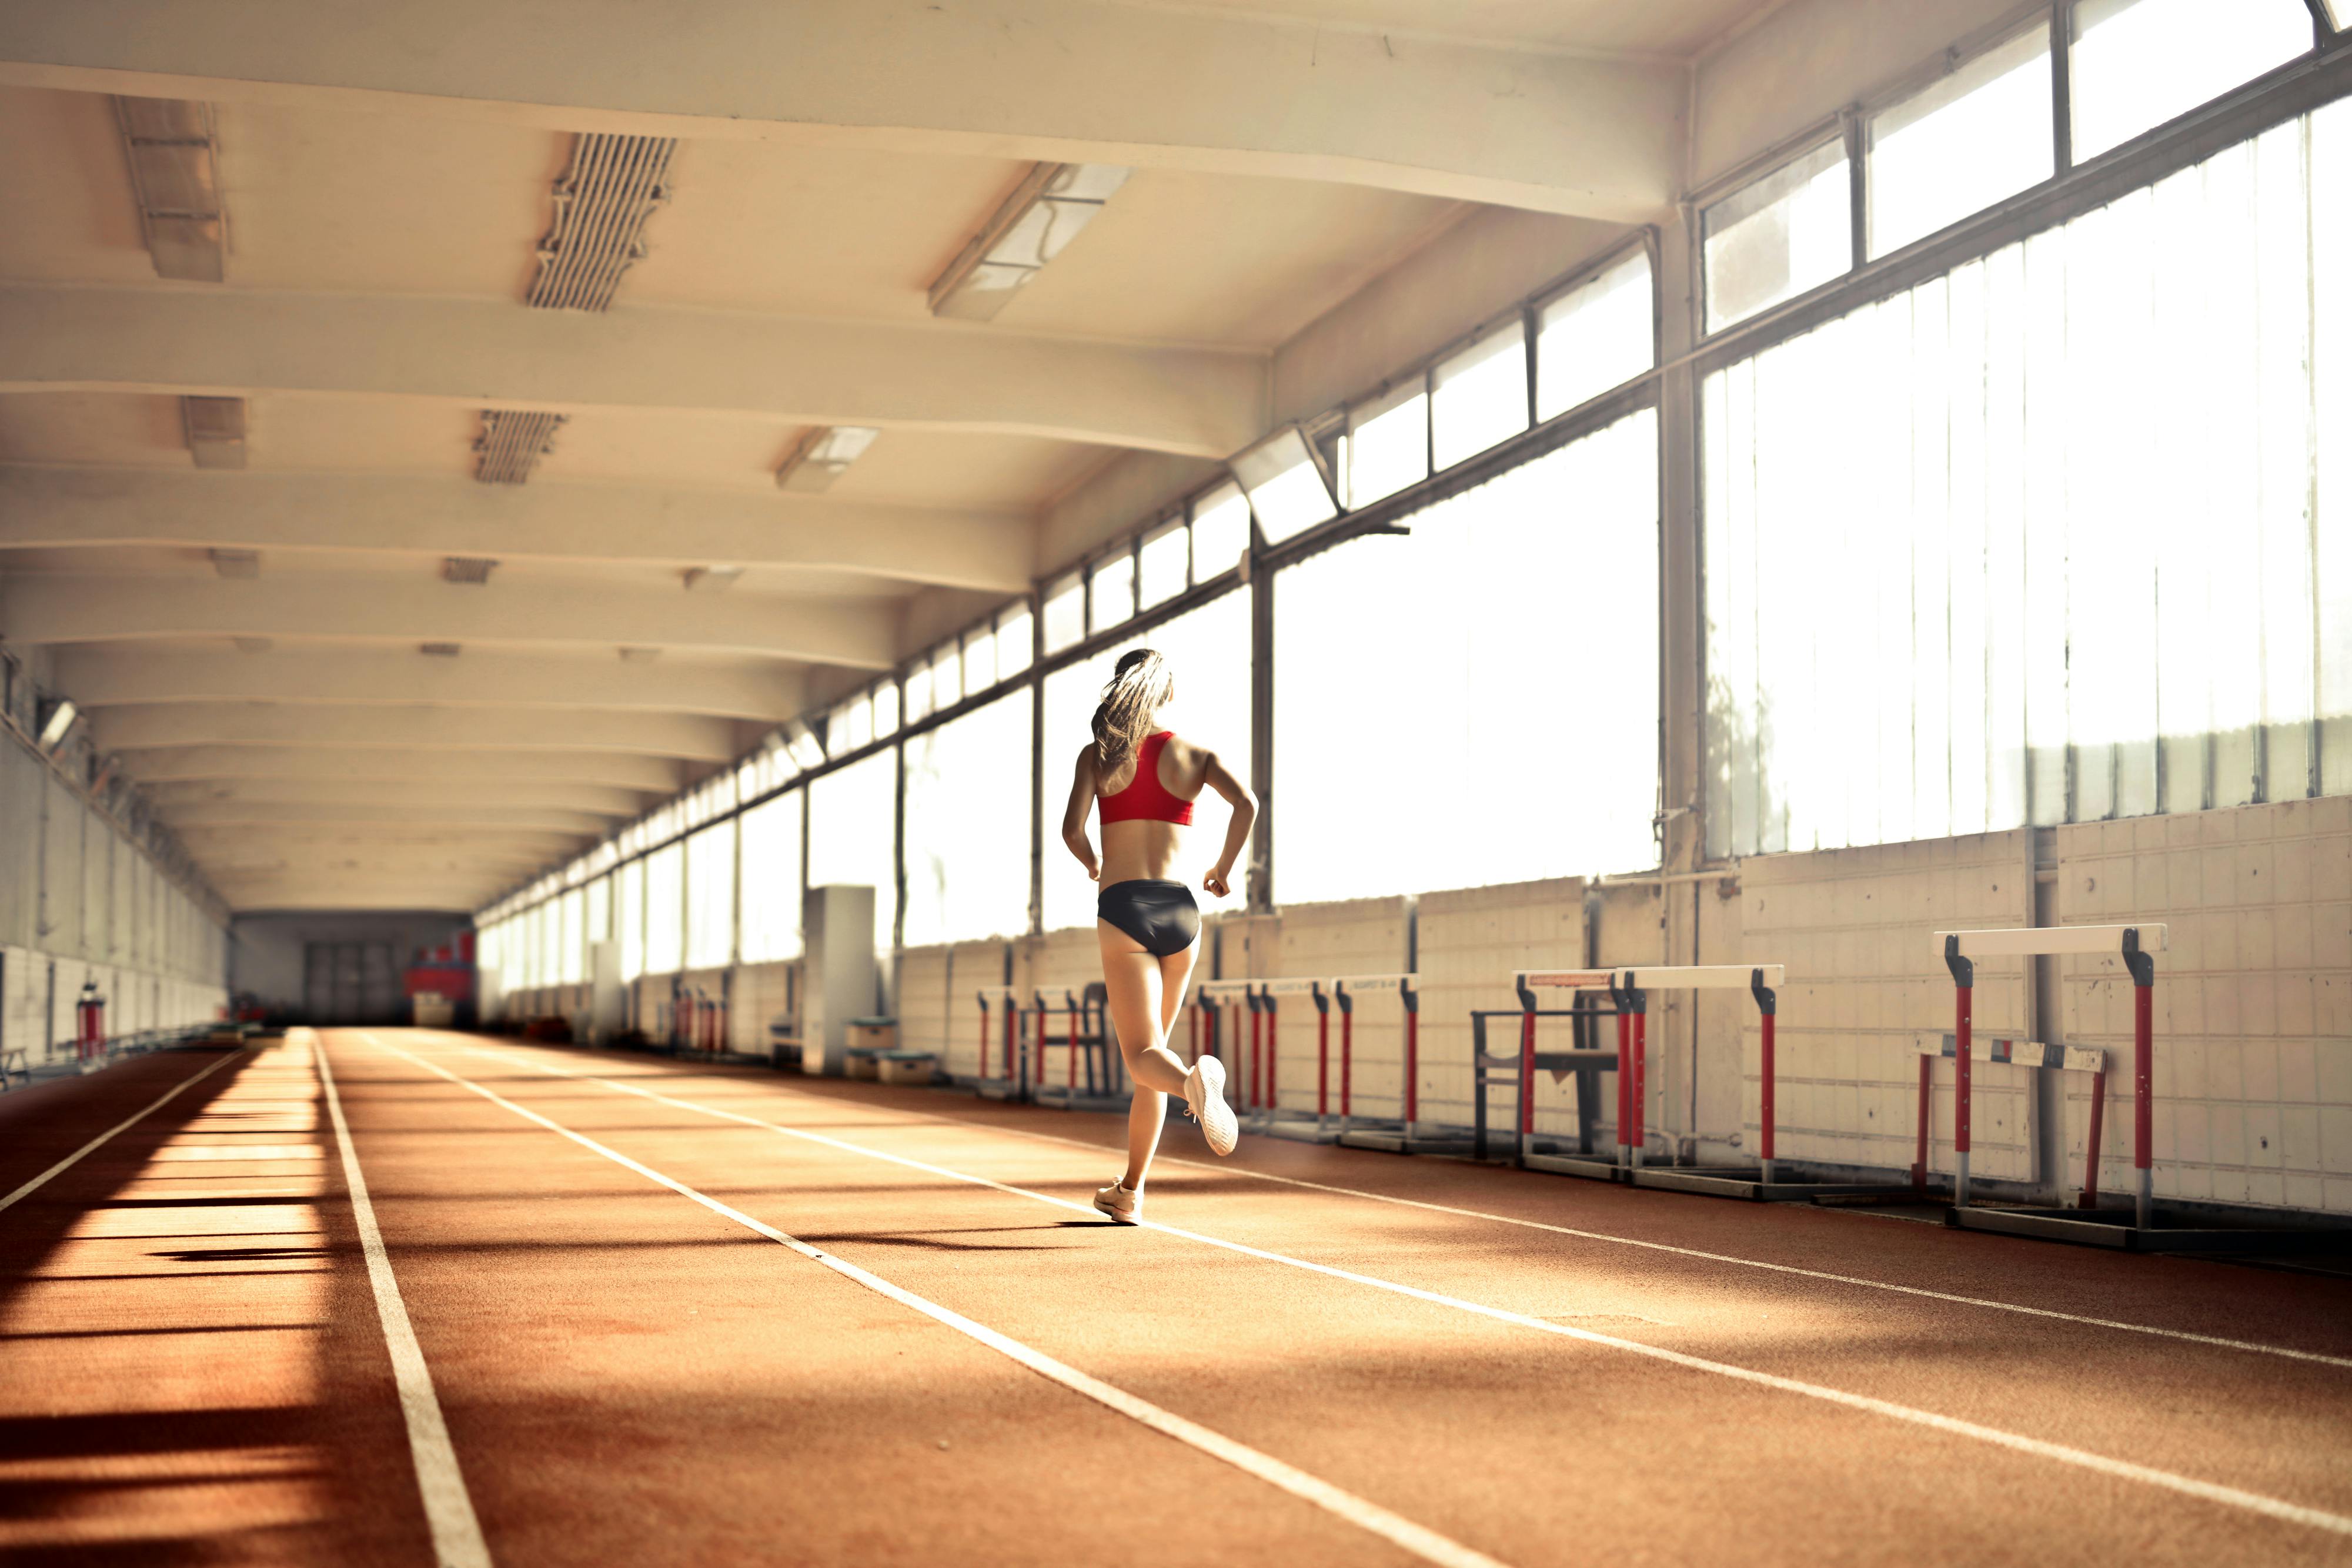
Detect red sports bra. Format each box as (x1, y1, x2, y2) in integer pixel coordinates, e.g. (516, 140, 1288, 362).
(1098, 731, 1195, 825)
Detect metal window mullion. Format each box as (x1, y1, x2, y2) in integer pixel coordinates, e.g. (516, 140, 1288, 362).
(2052, 0, 2076, 172)
(1845, 108, 1869, 270)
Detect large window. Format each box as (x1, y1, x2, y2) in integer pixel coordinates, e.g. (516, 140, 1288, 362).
(684, 821, 737, 970)
(644, 842, 684, 975)
(617, 857, 645, 981)
(2070, 0, 2316, 163)
(1038, 591, 1254, 931)
(1275, 410, 1661, 903)
(1703, 139, 1851, 330)
(1867, 25, 2053, 258)
(1703, 102, 2351, 858)
(903, 689, 1035, 946)
(739, 790, 804, 962)
(808, 748, 898, 949)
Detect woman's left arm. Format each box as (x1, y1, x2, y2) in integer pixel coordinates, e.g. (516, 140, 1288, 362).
(1197, 751, 1257, 899)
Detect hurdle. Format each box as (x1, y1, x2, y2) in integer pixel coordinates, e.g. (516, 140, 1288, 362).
(1255, 978, 1344, 1142)
(1923, 922, 2316, 1252)
(1622, 964, 1915, 1202)
(974, 985, 1025, 1100)
(1195, 979, 1258, 1124)
(1030, 985, 1125, 1112)
(1472, 971, 1622, 1176)
(1327, 974, 1463, 1155)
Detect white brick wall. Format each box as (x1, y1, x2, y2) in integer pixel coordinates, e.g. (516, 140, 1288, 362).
(1742, 833, 2036, 1178)
(1416, 878, 1588, 1131)
(2055, 796, 2352, 1215)
(1261, 897, 1409, 1118)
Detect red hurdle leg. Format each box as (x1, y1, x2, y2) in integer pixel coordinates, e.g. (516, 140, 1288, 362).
(1913, 1054, 1932, 1191)
(1630, 1009, 1647, 1168)
(2134, 981, 2153, 1228)
(1403, 1008, 1419, 1130)
(1250, 1004, 1263, 1109)
(978, 1001, 988, 1079)
(1032, 1006, 1045, 1099)
(1759, 1009, 1777, 1179)
(2081, 1066, 2107, 1209)
(1955, 982, 1973, 1206)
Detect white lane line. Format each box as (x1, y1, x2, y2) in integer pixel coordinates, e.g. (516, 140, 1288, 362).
(366, 1035, 1514, 1568)
(0, 1047, 249, 1215)
(494, 1044, 2348, 1374)
(459, 1042, 2352, 1542)
(316, 1033, 494, 1568)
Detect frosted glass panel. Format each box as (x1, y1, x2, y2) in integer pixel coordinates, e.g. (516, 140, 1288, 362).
(1537, 249, 1654, 420)
(739, 790, 804, 962)
(808, 748, 898, 950)
(644, 843, 684, 976)
(1277, 411, 1661, 902)
(2072, 0, 2313, 162)
(1704, 108, 2347, 857)
(1703, 141, 1851, 330)
(1869, 26, 2053, 257)
(1432, 317, 1528, 469)
(903, 688, 1035, 946)
(684, 821, 736, 970)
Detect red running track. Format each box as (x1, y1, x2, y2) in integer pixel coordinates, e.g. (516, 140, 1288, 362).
(3, 1029, 2349, 1566)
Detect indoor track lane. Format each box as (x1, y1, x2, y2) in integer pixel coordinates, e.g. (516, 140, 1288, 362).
(0, 1038, 437, 1566)
(325, 1029, 2352, 1568)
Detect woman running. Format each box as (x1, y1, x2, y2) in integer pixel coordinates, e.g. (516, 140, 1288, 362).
(1060, 648, 1254, 1224)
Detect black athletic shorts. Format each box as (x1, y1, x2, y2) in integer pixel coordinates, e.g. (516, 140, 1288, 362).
(1097, 879, 1200, 957)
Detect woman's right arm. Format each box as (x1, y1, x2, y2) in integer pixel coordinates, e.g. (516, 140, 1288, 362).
(1060, 744, 1102, 882)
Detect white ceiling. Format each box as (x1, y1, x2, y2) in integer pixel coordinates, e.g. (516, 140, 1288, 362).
(0, 0, 1768, 912)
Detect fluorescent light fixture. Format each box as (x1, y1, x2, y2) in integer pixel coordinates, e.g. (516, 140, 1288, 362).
(929, 163, 1130, 322)
(683, 565, 744, 592)
(784, 718, 825, 770)
(1230, 424, 1337, 546)
(36, 698, 78, 751)
(112, 96, 225, 283)
(208, 547, 259, 579)
(183, 397, 246, 469)
(617, 646, 663, 663)
(776, 426, 880, 493)
(442, 556, 498, 586)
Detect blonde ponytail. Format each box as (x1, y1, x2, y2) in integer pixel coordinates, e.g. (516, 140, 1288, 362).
(1091, 648, 1176, 775)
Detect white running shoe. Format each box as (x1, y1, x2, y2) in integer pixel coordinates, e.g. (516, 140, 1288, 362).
(1093, 1181, 1141, 1224)
(1185, 1056, 1238, 1156)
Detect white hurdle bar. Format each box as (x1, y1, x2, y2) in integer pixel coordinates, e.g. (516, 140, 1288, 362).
(1936, 924, 2167, 1225)
(1328, 974, 1418, 1131)
(1518, 966, 1790, 1173)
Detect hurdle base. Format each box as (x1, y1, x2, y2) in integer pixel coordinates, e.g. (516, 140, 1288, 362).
(1336, 1125, 1480, 1157)
(973, 1079, 1027, 1103)
(1629, 1164, 1916, 1202)
(1032, 1086, 1128, 1114)
(1945, 1204, 2352, 1253)
(1257, 1112, 1344, 1145)
(1522, 1147, 1626, 1183)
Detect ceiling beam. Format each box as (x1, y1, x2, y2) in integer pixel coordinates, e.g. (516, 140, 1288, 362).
(91, 703, 737, 761)
(1, 575, 897, 669)
(0, 284, 1265, 459)
(157, 800, 617, 835)
(0, 468, 1035, 596)
(51, 646, 803, 722)
(119, 745, 683, 791)
(0, 0, 1680, 218)
(144, 777, 647, 816)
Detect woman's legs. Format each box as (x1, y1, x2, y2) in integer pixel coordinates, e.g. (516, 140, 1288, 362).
(1097, 921, 1200, 1190)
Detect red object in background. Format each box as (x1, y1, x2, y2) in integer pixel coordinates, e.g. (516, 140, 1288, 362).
(405, 965, 475, 1002)
(457, 931, 476, 963)
(76, 984, 105, 1062)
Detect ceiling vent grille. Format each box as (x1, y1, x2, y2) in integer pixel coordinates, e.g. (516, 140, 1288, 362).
(473, 409, 565, 484)
(442, 557, 498, 586)
(529, 133, 676, 312)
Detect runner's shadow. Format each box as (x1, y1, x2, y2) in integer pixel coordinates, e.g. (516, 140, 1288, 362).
(793, 1226, 1068, 1253)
